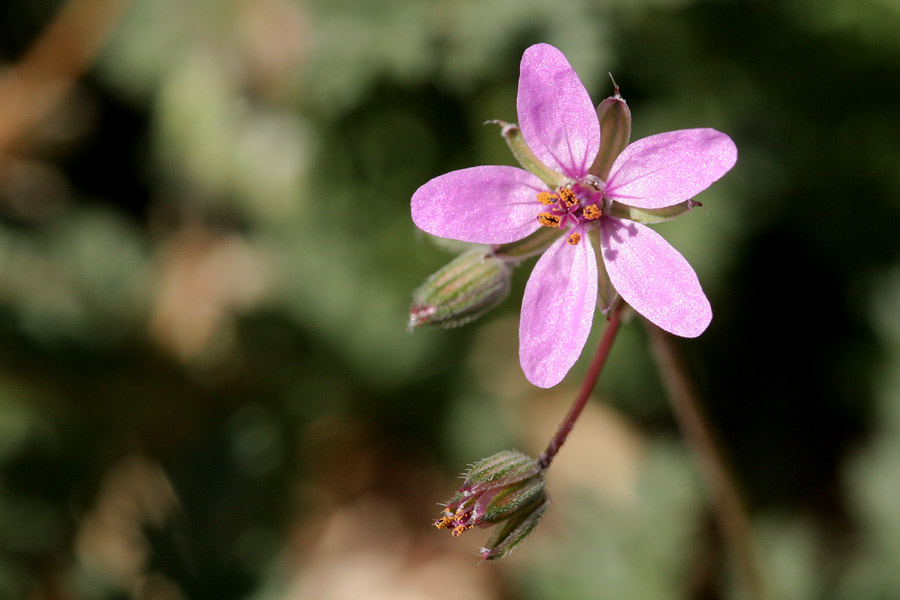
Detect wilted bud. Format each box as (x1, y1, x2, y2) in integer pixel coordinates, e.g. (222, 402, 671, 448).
(434, 450, 549, 561)
(589, 86, 632, 181)
(409, 248, 511, 329)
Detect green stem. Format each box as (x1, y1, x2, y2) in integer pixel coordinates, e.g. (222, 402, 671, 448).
(643, 320, 768, 600)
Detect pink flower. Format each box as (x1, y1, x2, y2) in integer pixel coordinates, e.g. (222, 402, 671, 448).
(411, 43, 737, 388)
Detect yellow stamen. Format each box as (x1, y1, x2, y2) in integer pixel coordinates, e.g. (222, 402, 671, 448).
(582, 204, 602, 220)
(537, 191, 558, 205)
(538, 213, 561, 228)
(567, 232, 582, 246)
(558, 187, 578, 208)
(437, 507, 475, 535)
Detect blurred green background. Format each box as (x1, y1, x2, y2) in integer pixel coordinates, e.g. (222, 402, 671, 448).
(1, 0, 899, 598)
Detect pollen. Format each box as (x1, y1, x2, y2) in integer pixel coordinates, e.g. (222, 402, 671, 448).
(538, 213, 561, 228)
(436, 508, 475, 536)
(582, 204, 602, 220)
(558, 187, 578, 208)
(537, 191, 558, 205)
(567, 232, 582, 246)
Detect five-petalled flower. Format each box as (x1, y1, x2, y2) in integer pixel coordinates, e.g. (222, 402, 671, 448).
(411, 43, 737, 388)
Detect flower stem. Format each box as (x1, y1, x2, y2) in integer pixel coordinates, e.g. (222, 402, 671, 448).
(643, 320, 768, 600)
(539, 300, 624, 470)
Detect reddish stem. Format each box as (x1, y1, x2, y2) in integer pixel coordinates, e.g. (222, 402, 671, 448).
(539, 300, 624, 470)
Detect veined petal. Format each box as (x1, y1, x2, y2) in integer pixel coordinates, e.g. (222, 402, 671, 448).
(600, 218, 711, 337)
(517, 44, 600, 180)
(605, 129, 737, 209)
(411, 166, 545, 244)
(519, 232, 597, 388)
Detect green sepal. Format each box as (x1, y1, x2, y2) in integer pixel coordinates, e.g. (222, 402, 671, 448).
(608, 199, 697, 224)
(487, 120, 567, 189)
(493, 227, 563, 261)
(481, 477, 546, 524)
(462, 450, 541, 489)
(589, 228, 618, 313)
(480, 493, 549, 561)
(589, 94, 631, 181)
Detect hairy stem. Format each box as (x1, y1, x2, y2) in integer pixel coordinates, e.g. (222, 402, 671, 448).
(643, 320, 768, 600)
(539, 300, 625, 470)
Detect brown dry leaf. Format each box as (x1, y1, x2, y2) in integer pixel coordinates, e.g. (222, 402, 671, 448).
(74, 455, 181, 591)
(0, 0, 128, 163)
(148, 228, 269, 364)
(235, 0, 311, 97)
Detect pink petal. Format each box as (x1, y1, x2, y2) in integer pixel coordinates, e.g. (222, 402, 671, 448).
(519, 232, 598, 388)
(600, 217, 711, 337)
(517, 44, 600, 180)
(411, 166, 546, 244)
(605, 129, 737, 209)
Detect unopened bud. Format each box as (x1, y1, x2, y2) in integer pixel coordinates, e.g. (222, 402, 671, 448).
(409, 248, 511, 329)
(434, 450, 549, 561)
(589, 88, 632, 181)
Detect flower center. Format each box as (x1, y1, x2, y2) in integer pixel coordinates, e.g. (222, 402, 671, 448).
(435, 507, 476, 536)
(535, 185, 602, 245)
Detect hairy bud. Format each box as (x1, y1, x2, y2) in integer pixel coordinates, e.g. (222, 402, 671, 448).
(409, 248, 511, 329)
(434, 450, 549, 561)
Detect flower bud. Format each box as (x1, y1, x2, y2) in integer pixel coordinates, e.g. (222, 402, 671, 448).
(434, 450, 549, 561)
(589, 89, 632, 181)
(409, 248, 511, 329)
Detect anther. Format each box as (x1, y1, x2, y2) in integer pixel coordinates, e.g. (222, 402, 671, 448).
(537, 191, 557, 205)
(452, 523, 473, 536)
(582, 204, 602, 220)
(567, 232, 582, 246)
(558, 187, 578, 208)
(538, 213, 561, 228)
